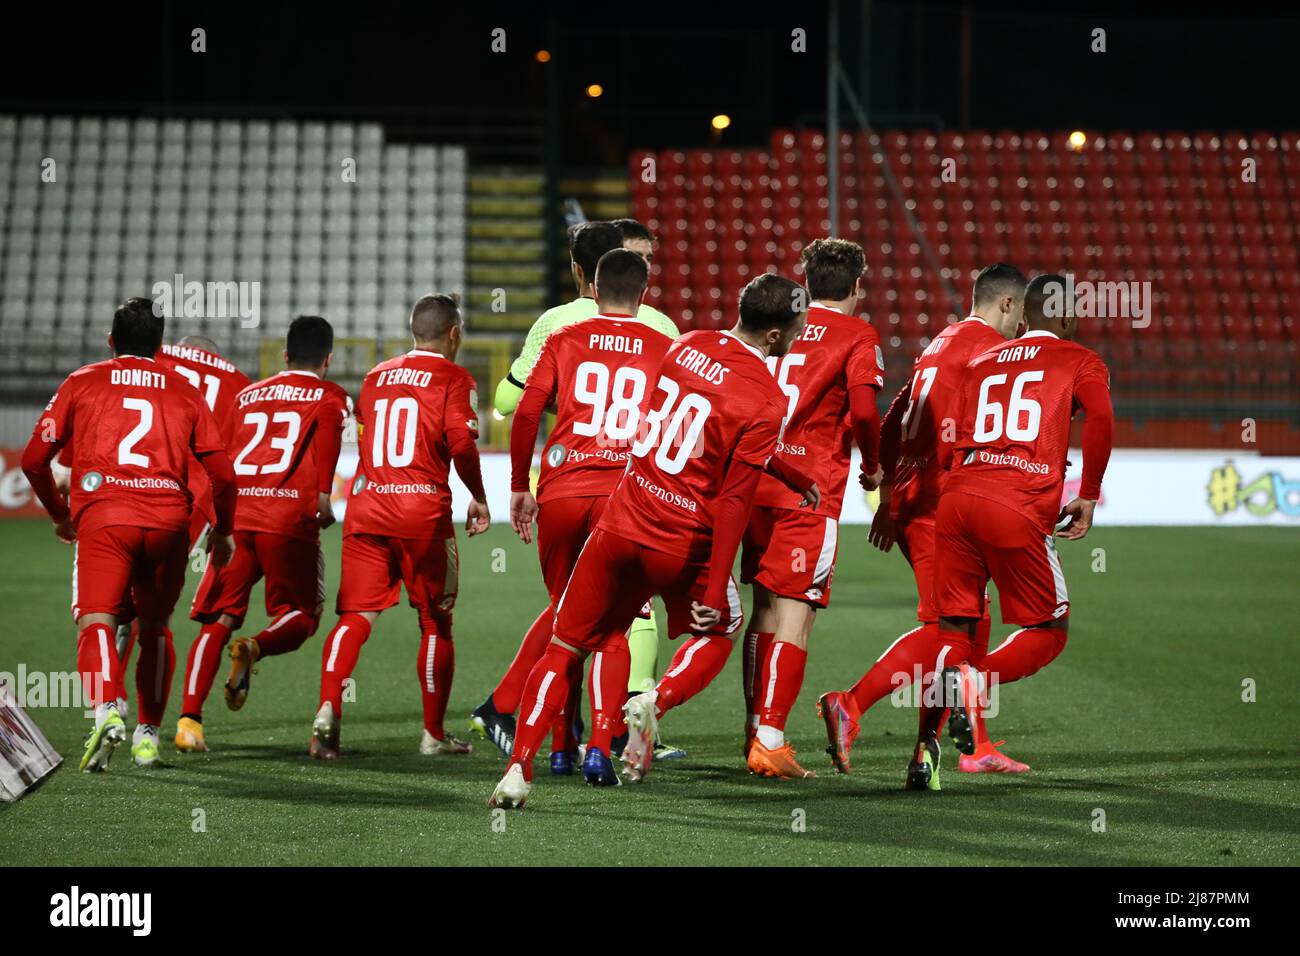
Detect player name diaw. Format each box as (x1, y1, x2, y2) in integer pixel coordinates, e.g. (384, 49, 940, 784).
(674, 345, 729, 385)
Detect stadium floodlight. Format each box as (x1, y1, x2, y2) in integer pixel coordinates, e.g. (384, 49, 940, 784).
(1069, 130, 1087, 151)
(535, 50, 551, 63)
(586, 83, 604, 98)
(711, 114, 732, 131)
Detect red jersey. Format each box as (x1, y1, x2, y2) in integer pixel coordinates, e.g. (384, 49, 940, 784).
(752, 304, 883, 515)
(228, 371, 352, 541)
(890, 317, 1006, 522)
(525, 316, 674, 503)
(598, 329, 787, 563)
(945, 331, 1111, 533)
(157, 343, 252, 432)
(345, 349, 480, 540)
(28, 356, 227, 534)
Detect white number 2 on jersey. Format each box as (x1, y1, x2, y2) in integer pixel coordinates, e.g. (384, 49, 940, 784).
(232, 411, 303, 476)
(117, 397, 153, 467)
(630, 375, 712, 475)
(972, 370, 1045, 443)
(571, 362, 648, 443)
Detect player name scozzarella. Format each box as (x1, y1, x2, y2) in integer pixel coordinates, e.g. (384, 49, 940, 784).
(238, 383, 327, 406)
(109, 368, 167, 389)
(674, 345, 730, 385)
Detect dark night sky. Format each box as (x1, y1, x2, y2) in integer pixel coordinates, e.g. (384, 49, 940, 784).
(2, 1, 1298, 161)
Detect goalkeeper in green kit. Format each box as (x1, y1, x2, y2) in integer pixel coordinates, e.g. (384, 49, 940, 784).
(471, 219, 686, 769)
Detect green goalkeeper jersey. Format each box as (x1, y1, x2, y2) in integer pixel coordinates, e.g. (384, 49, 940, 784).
(493, 297, 679, 414)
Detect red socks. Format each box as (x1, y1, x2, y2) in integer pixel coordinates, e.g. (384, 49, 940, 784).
(134, 626, 175, 726)
(417, 621, 455, 739)
(743, 630, 774, 726)
(77, 623, 123, 708)
(510, 643, 580, 781)
(982, 626, 1068, 685)
(756, 640, 807, 736)
(254, 610, 317, 657)
(587, 643, 630, 755)
(655, 636, 733, 717)
(492, 604, 555, 715)
(550, 654, 585, 754)
(850, 623, 937, 712)
(320, 613, 372, 713)
(181, 621, 232, 718)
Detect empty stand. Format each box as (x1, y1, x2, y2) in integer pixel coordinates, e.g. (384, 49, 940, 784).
(630, 129, 1300, 433)
(0, 114, 466, 396)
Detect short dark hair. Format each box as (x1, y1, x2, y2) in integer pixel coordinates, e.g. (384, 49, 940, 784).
(1024, 273, 1071, 327)
(410, 293, 461, 341)
(177, 334, 220, 353)
(800, 237, 865, 301)
(568, 221, 624, 279)
(610, 218, 654, 244)
(972, 262, 1028, 310)
(738, 274, 805, 332)
(593, 248, 649, 307)
(286, 314, 334, 366)
(112, 297, 165, 357)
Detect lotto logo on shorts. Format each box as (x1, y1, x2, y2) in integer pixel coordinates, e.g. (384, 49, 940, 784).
(80, 471, 103, 492)
(546, 444, 568, 467)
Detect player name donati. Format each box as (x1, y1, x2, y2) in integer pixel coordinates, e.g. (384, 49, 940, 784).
(673, 345, 729, 385)
(240, 383, 326, 406)
(110, 368, 168, 388)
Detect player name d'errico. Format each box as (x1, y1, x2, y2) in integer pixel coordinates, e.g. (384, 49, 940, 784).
(673, 345, 730, 385)
(238, 382, 326, 406)
(374, 367, 434, 388)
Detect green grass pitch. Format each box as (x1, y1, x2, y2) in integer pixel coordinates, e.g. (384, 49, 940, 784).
(1, 517, 1296, 866)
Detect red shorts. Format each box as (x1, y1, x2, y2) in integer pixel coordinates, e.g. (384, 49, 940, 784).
(741, 506, 838, 608)
(895, 512, 990, 624)
(536, 495, 607, 604)
(934, 491, 1069, 625)
(71, 525, 189, 622)
(336, 533, 459, 618)
(555, 529, 741, 652)
(191, 531, 325, 629)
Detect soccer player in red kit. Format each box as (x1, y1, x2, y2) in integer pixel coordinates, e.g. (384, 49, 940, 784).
(54, 335, 250, 698)
(907, 272, 1114, 790)
(177, 316, 351, 752)
(818, 263, 1028, 775)
(738, 238, 885, 778)
(494, 249, 673, 784)
(311, 294, 490, 760)
(490, 273, 809, 809)
(20, 298, 236, 772)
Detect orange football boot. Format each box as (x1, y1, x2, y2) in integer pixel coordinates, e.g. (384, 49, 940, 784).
(816, 691, 861, 774)
(747, 741, 817, 778)
(958, 740, 1030, 773)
